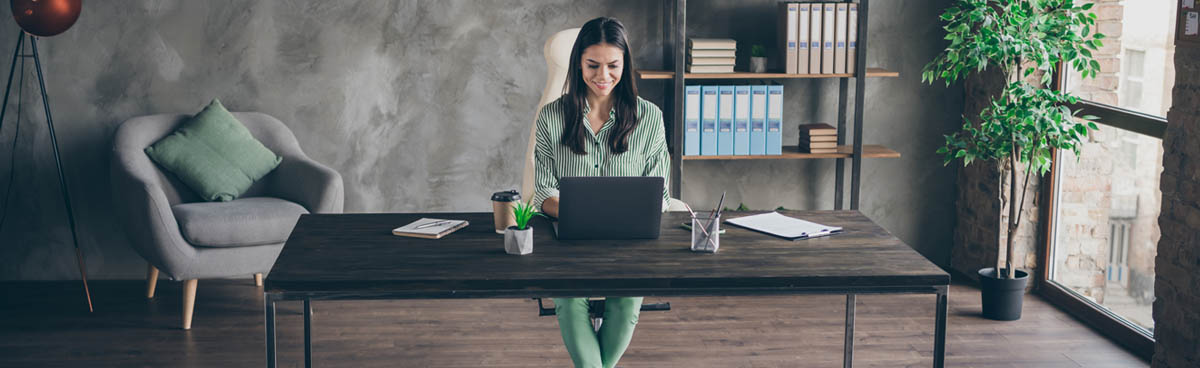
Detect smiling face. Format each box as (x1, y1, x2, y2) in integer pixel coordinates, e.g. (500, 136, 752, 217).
(580, 43, 624, 99)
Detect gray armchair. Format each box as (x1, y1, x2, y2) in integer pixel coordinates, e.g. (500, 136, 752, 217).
(110, 112, 343, 329)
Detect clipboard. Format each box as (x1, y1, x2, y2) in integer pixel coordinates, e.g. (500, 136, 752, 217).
(724, 212, 843, 240)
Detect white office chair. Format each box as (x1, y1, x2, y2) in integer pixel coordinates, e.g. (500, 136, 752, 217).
(520, 28, 689, 212)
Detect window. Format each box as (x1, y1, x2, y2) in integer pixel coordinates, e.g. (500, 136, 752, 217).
(1121, 49, 1146, 111)
(1041, 0, 1174, 359)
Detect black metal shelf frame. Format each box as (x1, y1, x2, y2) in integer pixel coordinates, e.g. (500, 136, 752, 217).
(661, 0, 871, 210)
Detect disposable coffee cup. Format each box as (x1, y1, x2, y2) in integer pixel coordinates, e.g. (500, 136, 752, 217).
(491, 190, 521, 234)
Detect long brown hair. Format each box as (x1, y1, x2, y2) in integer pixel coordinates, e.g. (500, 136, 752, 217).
(561, 17, 640, 155)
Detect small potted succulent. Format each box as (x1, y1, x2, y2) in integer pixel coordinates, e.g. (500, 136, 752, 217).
(504, 201, 542, 255)
(750, 44, 767, 73)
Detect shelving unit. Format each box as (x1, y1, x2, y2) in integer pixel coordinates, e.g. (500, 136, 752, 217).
(681, 145, 899, 160)
(638, 67, 899, 80)
(648, 0, 893, 210)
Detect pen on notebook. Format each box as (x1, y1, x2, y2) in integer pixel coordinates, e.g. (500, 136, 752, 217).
(414, 220, 451, 230)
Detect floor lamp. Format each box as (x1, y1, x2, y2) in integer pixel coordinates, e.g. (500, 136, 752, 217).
(0, 0, 89, 312)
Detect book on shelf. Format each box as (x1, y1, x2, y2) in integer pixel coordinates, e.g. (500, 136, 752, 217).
(821, 3, 836, 74)
(733, 86, 751, 155)
(686, 56, 736, 66)
(700, 86, 719, 156)
(687, 38, 737, 50)
(392, 218, 469, 239)
(835, 3, 848, 74)
(804, 135, 837, 142)
(688, 48, 736, 58)
(778, 2, 799, 74)
(798, 139, 837, 149)
(749, 86, 767, 155)
(800, 147, 839, 154)
(717, 86, 735, 155)
(797, 123, 837, 135)
(809, 2, 823, 73)
(847, 3, 858, 73)
(684, 86, 701, 156)
(797, 3, 811, 74)
(686, 64, 735, 73)
(766, 85, 783, 155)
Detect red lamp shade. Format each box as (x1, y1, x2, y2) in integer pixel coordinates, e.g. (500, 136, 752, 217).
(10, 0, 80, 37)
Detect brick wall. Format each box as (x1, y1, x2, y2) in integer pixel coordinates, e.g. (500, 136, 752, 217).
(950, 68, 1043, 282)
(950, 67, 1004, 280)
(1153, 43, 1200, 368)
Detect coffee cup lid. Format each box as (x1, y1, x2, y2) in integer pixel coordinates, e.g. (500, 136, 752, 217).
(491, 190, 520, 202)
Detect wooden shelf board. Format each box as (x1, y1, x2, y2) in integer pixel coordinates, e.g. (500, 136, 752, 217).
(639, 68, 898, 80)
(681, 144, 900, 160)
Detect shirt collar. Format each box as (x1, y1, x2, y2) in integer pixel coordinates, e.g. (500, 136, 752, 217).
(583, 99, 617, 120)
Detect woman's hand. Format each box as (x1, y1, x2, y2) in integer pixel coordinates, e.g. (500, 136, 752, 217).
(542, 196, 560, 218)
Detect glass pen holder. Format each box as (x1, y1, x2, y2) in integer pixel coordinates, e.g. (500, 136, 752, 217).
(690, 214, 720, 253)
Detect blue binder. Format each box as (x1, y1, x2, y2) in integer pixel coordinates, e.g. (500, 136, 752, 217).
(733, 86, 751, 155)
(700, 86, 719, 156)
(717, 86, 735, 155)
(767, 85, 784, 155)
(749, 86, 768, 155)
(684, 86, 700, 156)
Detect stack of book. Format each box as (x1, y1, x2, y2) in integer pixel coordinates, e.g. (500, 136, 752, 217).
(687, 38, 736, 74)
(797, 123, 837, 153)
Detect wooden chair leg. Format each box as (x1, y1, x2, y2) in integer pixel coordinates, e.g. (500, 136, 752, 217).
(182, 279, 198, 330)
(146, 264, 159, 299)
(254, 273, 263, 287)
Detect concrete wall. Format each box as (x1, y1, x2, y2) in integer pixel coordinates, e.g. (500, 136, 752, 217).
(0, 0, 961, 280)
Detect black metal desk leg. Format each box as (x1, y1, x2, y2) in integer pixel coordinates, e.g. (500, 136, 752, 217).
(844, 294, 856, 368)
(934, 287, 948, 368)
(265, 293, 277, 368)
(304, 297, 312, 368)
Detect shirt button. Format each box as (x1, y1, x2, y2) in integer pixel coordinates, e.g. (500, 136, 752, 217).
(594, 164, 599, 168)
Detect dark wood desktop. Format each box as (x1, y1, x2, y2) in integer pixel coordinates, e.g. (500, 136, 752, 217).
(265, 211, 950, 368)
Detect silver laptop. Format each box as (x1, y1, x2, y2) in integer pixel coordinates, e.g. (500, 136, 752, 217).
(552, 176, 664, 240)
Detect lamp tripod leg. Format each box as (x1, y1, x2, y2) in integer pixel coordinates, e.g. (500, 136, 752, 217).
(29, 35, 92, 312)
(0, 34, 23, 134)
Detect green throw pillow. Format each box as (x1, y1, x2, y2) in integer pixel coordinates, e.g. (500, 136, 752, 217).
(145, 99, 282, 202)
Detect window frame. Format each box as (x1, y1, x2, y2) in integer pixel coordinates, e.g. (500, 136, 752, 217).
(1035, 61, 1165, 363)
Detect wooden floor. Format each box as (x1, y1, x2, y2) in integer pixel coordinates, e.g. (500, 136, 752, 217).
(0, 280, 1146, 367)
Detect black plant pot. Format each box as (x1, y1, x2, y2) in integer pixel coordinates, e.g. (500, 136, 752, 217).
(978, 268, 1029, 321)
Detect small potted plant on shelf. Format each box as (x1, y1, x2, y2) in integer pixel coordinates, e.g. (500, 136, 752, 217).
(750, 44, 767, 73)
(504, 201, 542, 255)
(922, 0, 1103, 320)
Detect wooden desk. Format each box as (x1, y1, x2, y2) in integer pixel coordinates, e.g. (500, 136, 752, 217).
(266, 211, 950, 367)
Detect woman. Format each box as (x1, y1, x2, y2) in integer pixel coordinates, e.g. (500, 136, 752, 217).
(529, 17, 669, 368)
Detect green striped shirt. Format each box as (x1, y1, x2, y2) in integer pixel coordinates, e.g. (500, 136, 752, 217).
(532, 96, 670, 213)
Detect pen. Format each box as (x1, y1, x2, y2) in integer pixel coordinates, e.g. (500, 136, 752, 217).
(711, 191, 727, 221)
(414, 220, 452, 230)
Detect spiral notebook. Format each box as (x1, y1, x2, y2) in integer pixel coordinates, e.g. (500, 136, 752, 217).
(392, 218, 469, 239)
(724, 212, 842, 240)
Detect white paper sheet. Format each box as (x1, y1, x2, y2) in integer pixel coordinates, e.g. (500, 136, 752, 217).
(724, 212, 842, 240)
(1187, 12, 1199, 36)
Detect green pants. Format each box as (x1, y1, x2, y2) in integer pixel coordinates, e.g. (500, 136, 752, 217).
(554, 297, 643, 368)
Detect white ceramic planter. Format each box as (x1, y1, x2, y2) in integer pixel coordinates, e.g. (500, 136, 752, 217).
(504, 226, 533, 255)
(750, 57, 767, 73)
